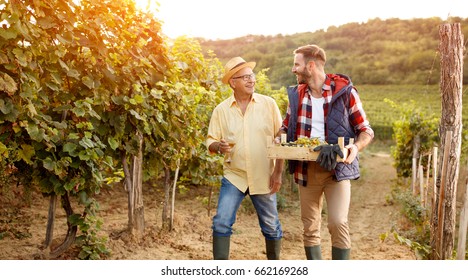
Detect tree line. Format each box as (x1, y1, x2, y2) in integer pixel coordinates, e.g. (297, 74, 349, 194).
(199, 17, 468, 88)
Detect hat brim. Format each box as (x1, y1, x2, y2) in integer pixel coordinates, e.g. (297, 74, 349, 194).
(222, 61, 256, 84)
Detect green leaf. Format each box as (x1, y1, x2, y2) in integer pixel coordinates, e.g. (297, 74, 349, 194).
(79, 191, 90, 206)
(53, 104, 73, 112)
(78, 250, 89, 260)
(70, 159, 80, 169)
(108, 137, 119, 150)
(111, 96, 125, 105)
(18, 144, 35, 164)
(63, 142, 78, 156)
(72, 107, 86, 117)
(12, 48, 29, 67)
(39, 178, 53, 194)
(26, 123, 45, 142)
(37, 17, 57, 29)
(68, 133, 80, 140)
(51, 121, 67, 130)
(46, 82, 59, 91)
(0, 98, 11, 114)
(67, 69, 80, 79)
(68, 214, 83, 227)
(134, 94, 145, 104)
(78, 150, 91, 161)
(51, 176, 65, 196)
(27, 101, 37, 116)
(82, 76, 95, 89)
(0, 142, 8, 158)
(129, 109, 142, 120)
(43, 157, 56, 171)
(150, 88, 163, 99)
(14, 20, 30, 40)
(0, 73, 18, 95)
(79, 137, 94, 149)
(58, 59, 69, 71)
(51, 72, 62, 85)
(0, 28, 18, 40)
(64, 180, 75, 192)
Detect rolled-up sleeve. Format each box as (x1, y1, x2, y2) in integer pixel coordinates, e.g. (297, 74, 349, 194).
(349, 89, 374, 139)
(206, 106, 222, 154)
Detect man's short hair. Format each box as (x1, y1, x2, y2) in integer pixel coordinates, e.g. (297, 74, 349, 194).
(294, 45, 326, 64)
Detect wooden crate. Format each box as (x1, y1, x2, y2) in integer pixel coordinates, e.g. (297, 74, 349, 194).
(266, 136, 350, 162)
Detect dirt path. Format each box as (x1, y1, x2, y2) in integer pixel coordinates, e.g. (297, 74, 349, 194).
(0, 151, 415, 260)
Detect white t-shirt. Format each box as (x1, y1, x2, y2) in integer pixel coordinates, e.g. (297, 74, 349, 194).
(311, 96, 325, 141)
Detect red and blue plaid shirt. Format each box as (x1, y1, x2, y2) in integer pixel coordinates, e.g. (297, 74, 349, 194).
(281, 75, 374, 185)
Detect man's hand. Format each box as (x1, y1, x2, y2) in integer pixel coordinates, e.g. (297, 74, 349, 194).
(313, 144, 344, 171)
(218, 139, 234, 154)
(344, 143, 358, 164)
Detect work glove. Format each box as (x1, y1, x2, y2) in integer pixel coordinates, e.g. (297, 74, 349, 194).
(313, 144, 344, 171)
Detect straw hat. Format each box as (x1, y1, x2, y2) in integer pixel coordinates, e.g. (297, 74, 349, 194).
(222, 57, 256, 84)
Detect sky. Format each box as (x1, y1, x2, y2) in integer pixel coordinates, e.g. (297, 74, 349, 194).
(135, 0, 468, 40)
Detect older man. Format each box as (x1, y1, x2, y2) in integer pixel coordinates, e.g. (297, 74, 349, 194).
(206, 57, 284, 260)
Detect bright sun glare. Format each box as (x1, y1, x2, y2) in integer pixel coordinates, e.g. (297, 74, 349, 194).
(134, 0, 467, 40)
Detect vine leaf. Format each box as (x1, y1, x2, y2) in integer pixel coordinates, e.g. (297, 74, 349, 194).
(0, 73, 18, 95)
(63, 142, 78, 156)
(18, 144, 35, 164)
(42, 157, 56, 171)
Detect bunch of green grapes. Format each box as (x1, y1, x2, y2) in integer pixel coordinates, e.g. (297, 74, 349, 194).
(296, 137, 321, 147)
(282, 137, 325, 147)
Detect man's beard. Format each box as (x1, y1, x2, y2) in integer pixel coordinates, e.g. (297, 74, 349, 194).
(296, 70, 311, 84)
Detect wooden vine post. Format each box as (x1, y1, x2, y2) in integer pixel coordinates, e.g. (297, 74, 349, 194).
(429, 23, 463, 260)
(432, 147, 438, 208)
(412, 135, 420, 195)
(423, 153, 432, 208)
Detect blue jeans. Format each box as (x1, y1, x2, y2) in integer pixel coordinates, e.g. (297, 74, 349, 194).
(212, 177, 283, 240)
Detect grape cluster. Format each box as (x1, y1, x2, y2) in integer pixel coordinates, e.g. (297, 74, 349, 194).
(281, 137, 325, 147)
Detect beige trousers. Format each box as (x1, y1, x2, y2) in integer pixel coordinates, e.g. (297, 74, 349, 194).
(299, 161, 351, 249)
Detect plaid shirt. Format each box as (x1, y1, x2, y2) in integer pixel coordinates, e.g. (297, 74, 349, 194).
(281, 75, 374, 186)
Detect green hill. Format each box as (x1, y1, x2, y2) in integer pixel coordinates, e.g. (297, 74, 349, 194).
(199, 17, 468, 89)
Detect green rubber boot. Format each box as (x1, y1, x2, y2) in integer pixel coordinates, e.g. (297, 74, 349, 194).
(304, 245, 322, 260)
(331, 246, 350, 260)
(265, 239, 281, 260)
(213, 236, 230, 260)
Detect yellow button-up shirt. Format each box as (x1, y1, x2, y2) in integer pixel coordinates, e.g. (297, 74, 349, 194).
(206, 93, 282, 195)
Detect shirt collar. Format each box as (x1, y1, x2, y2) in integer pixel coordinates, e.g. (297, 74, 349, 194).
(305, 75, 332, 96)
(229, 93, 257, 106)
(322, 75, 332, 91)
